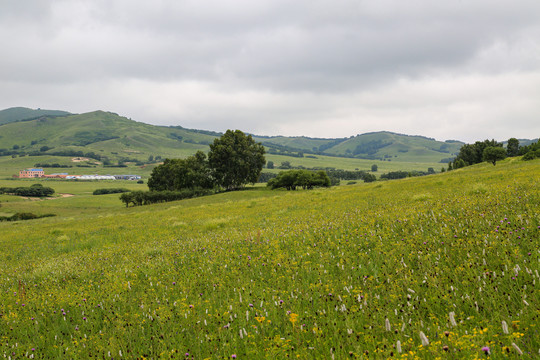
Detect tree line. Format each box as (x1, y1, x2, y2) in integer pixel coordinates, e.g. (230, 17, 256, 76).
(120, 189, 214, 207)
(267, 170, 331, 190)
(122, 130, 266, 206)
(448, 137, 539, 170)
(93, 188, 130, 195)
(0, 184, 55, 197)
(148, 130, 266, 192)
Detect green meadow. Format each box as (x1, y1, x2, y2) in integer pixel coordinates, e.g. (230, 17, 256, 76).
(0, 153, 441, 181)
(0, 158, 539, 358)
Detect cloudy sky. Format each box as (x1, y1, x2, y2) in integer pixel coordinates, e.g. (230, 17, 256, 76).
(1, 0, 539, 142)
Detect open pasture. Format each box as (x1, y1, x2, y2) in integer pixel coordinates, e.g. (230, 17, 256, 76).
(0, 158, 539, 358)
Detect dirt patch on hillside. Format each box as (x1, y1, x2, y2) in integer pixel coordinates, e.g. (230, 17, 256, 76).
(71, 157, 90, 162)
(20, 193, 74, 201)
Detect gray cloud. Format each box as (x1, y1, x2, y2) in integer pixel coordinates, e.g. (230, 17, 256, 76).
(1, 0, 539, 142)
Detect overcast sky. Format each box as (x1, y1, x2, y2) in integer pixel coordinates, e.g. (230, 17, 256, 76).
(1, 0, 539, 142)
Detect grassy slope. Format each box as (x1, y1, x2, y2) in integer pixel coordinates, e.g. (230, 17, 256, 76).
(0, 107, 71, 125)
(326, 132, 463, 162)
(1, 110, 465, 165)
(252, 135, 341, 152)
(264, 153, 442, 173)
(0, 153, 442, 181)
(0, 158, 538, 358)
(0, 111, 214, 160)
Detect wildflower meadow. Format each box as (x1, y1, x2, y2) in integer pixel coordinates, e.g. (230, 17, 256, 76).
(0, 158, 539, 358)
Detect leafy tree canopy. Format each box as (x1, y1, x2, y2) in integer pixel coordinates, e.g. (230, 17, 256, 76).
(147, 151, 213, 191)
(267, 170, 331, 190)
(453, 139, 502, 167)
(506, 138, 520, 157)
(483, 146, 507, 165)
(208, 130, 266, 190)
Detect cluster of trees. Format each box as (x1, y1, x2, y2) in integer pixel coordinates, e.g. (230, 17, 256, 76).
(148, 130, 265, 192)
(266, 148, 304, 158)
(124, 130, 265, 207)
(93, 188, 130, 195)
(352, 139, 391, 155)
(380, 171, 409, 180)
(326, 169, 377, 183)
(450, 138, 539, 169)
(258, 168, 377, 185)
(520, 139, 540, 160)
(120, 189, 213, 207)
(148, 151, 213, 191)
(267, 170, 331, 190)
(0, 184, 55, 197)
(451, 139, 506, 168)
(379, 168, 436, 180)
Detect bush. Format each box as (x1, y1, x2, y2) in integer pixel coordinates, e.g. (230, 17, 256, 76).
(522, 150, 539, 161)
(267, 170, 331, 190)
(0, 212, 56, 222)
(120, 189, 214, 207)
(380, 171, 409, 180)
(93, 188, 130, 195)
(0, 184, 55, 197)
(257, 172, 278, 183)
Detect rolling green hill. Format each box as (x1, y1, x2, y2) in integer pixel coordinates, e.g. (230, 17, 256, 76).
(0, 107, 71, 125)
(0, 110, 214, 162)
(323, 131, 463, 162)
(1, 108, 464, 167)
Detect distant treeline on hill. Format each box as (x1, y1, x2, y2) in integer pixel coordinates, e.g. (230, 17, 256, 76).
(0, 147, 105, 161)
(34, 163, 72, 168)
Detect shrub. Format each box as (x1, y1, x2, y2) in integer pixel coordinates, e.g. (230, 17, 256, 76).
(0, 212, 56, 222)
(0, 184, 55, 197)
(120, 189, 214, 207)
(268, 170, 331, 190)
(93, 188, 131, 195)
(522, 150, 538, 161)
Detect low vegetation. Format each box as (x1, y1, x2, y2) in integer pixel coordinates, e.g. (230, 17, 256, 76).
(92, 188, 130, 196)
(119, 189, 214, 207)
(0, 212, 56, 222)
(0, 158, 538, 358)
(0, 183, 55, 197)
(450, 137, 540, 169)
(267, 169, 331, 190)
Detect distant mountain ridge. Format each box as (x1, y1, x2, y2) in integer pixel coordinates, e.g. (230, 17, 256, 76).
(0, 107, 71, 125)
(0, 107, 470, 163)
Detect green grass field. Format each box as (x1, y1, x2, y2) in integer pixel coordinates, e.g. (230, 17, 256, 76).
(0, 153, 444, 182)
(0, 158, 538, 358)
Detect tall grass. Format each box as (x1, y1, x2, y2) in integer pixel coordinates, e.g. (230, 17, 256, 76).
(0, 159, 539, 358)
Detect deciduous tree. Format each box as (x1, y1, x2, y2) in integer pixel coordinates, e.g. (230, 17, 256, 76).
(208, 130, 265, 190)
(483, 146, 506, 165)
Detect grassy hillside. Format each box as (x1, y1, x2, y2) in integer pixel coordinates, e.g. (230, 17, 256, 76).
(0, 158, 538, 358)
(252, 135, 343, 153)
(1, 109, 466, 165)
(0, 107, 71, 125)
(326, 132, 462, 162)
(0, 111, 215, 161)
